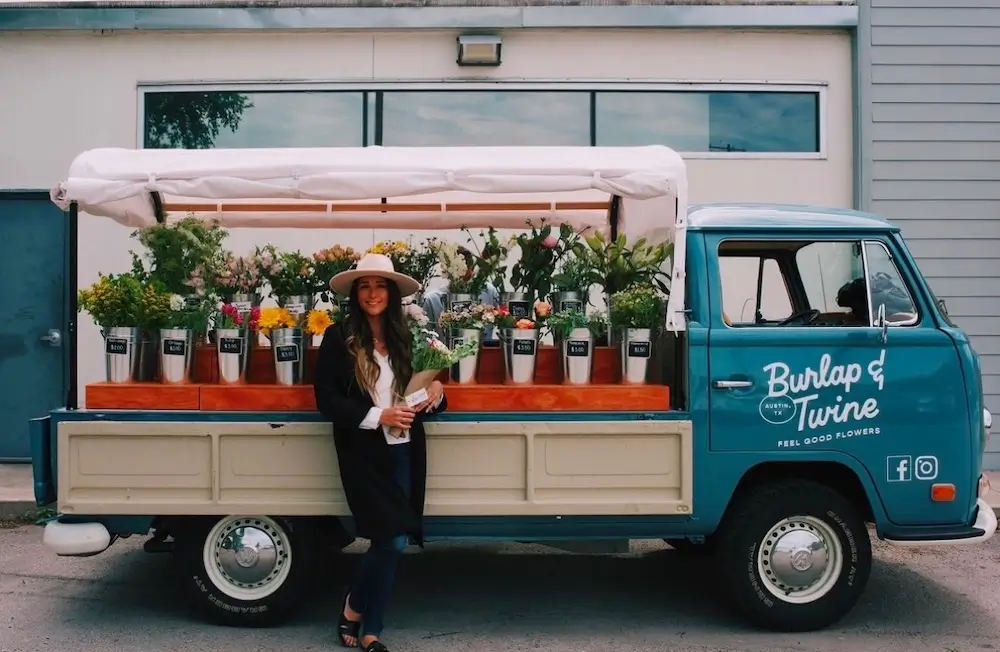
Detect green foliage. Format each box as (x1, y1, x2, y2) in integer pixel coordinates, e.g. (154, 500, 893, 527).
(78, 273, 145, 330)
(609, 287, 666, 329)
(572, 232, 673, 296)
(544, 308, 606, 339)
(257, 245, 316, 298)
(130, 217, 228, 296)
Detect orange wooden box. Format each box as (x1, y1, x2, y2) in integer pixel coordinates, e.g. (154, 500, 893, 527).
(85, 343, 666, 412)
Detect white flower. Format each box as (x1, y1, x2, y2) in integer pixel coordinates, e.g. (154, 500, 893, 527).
(169, 294, 186, 311)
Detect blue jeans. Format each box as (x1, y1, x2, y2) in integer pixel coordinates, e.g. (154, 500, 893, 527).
(349, 443, 411, 637)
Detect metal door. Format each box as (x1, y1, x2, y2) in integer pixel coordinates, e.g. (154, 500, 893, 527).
(0, 192, 67, 461)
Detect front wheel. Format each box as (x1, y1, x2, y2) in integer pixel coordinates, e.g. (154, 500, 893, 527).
(173, 515, 315, 627)
(714, 479, 872, 632)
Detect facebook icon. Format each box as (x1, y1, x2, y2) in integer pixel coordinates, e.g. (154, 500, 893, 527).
(887, 455, 912, 482)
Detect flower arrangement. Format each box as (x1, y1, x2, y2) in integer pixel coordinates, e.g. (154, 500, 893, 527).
(403, 302, 430, 329)
(216, 303, 261, 331)
(128, 217, 228, 297)
(305, 308, 337, 336)
(533, 299, 552, 324)
(573, 232, 672, 297)
(256, 306, 298, 338)
(433, 241, 484, 296)
(386, 327, 479, 437)
(195, 252, 265, 300)
(545, 308, 606, 340)
(463, 226, 511, 294)
(78, 273, 145, 330)
(313, 244, 361, 297)
(552, 255, 594, 296)
(368, 238, 440, 294)
(508, 220, 579, 304)
(256, 245, 316, 298)
(438, 303, 496, 331)
(159, 293, 214, 333)
(609, 287, 666, 329)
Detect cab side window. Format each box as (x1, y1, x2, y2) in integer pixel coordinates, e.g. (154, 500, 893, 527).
(718, 255, 792, 325)
(863, 240, 919, 326)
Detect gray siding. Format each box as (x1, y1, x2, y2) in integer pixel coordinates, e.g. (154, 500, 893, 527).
(859, 0, 1000, 467)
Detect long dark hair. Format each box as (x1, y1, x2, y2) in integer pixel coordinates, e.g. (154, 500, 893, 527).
(342, 278, 413, 399)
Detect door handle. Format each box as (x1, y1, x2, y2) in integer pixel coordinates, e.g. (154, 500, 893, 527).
(713, 379, 752, 389)
(40, 329, 62, 347)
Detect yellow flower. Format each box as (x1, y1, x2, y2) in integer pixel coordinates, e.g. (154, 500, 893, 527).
(257, 306, 296, 337)
(305, 309, 334, 335)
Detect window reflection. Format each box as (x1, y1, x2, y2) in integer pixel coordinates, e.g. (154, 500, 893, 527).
(379, 91, 591, 146)
(142, 88, 819, 153)
(143, 91, 364, 149)
(595, 91, 819, 153)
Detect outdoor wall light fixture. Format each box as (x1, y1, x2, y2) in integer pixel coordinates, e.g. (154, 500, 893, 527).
(456, 34, 502, 67)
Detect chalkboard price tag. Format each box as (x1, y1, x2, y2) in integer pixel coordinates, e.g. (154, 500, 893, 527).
(105, 338, 128, 355)
(566, 340, 590, 357)
(559, 300, 582, 313)
(513, 338, 536, 356)
(219, 337, 243, 355)
(162, 338, 187, 356)
(275, 345, 300, 363)
(508, 301, 530, 319)
(627, 340, 651, 358)
(451, 337, 466, 348)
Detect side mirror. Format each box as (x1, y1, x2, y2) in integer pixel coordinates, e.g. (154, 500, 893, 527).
(938, 298, 949, 316)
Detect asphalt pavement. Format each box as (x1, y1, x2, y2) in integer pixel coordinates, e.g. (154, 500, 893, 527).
(2, 522, 999, 652)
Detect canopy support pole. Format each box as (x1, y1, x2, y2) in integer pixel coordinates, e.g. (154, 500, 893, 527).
(66, 201, 79, 411)
(150, 191, 166, 224)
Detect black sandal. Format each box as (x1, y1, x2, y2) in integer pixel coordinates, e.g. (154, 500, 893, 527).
(360, 639, 390, 652)
(337, 589, 361, 648)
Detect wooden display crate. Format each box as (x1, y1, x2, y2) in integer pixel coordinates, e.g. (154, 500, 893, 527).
(84, 342, 666, 412)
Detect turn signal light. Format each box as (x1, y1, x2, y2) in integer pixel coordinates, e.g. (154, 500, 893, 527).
(931, 483, 956, 502)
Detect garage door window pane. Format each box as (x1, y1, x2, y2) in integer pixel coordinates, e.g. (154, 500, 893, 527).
(380, 91, 591, 146)
(143, 91, 365, 149)
(595, 91, 819, 153)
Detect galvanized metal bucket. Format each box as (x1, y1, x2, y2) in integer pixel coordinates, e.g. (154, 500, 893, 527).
(552, 291, 585, 315)
(158, 328, 194, 384)
(621, 327, 653, 385)
(229, 292, 260, 316)
(278, 294, 314, 326)
(103, 326, 141, 384)
(449, 327, 482, 384)
(502, 327, 539, 385)
(216, 327, 252, 385)
(501, 291, 533, 321)
(561, 327, 594, 385)
(272, 327, 305, 386)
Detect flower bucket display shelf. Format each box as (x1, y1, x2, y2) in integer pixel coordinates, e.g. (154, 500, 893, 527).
(85, 342, 671, 412)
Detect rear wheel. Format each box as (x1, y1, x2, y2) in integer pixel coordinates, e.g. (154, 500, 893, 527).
(174, 515, 315, 627)
(714, 479, 872, 632)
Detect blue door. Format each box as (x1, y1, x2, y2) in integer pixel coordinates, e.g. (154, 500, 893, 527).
(0, 192, 67, 461)
(705, 232, 969, 527)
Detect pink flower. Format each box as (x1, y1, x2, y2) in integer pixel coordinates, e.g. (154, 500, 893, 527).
(534, 300, 552, 317)
(541, 234, 559, 248)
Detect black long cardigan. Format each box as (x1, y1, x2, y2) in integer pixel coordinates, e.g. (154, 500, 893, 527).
(313, 322, 447, 546)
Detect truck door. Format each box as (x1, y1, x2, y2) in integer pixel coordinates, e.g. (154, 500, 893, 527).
(705, 233, 971, 526)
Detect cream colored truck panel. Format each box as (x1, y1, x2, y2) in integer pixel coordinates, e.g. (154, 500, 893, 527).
(56, 420, 693, 517)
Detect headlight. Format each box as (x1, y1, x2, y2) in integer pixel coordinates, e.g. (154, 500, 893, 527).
(986, 408, 993, 432)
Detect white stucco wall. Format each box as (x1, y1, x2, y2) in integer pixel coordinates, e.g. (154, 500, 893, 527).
(0, 27, 853, 397)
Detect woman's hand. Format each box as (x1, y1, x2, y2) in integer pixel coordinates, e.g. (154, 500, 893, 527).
(414, 380, 445, 413)
(379, 406, 416, 430)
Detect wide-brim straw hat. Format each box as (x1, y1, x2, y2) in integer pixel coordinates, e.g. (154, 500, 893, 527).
(329, 253, 421, 298)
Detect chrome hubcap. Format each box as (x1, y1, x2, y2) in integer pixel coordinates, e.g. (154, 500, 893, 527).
(202, 516, 292, 601)
(757, 515, 843, 604)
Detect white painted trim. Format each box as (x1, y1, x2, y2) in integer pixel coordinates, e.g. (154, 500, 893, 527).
(136, 79, 829, 159)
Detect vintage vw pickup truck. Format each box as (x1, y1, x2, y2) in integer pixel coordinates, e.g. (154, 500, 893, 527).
(31, 145, 994, 633)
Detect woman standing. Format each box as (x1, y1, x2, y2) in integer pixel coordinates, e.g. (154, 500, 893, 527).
(314, 253, 447, 652)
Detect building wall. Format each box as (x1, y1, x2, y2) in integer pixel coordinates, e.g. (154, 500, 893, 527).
(857, 0, 1000, 465)
(0, 27, 853, 398)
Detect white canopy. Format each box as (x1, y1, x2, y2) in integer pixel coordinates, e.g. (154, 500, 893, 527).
(51, 145, 689, 331)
